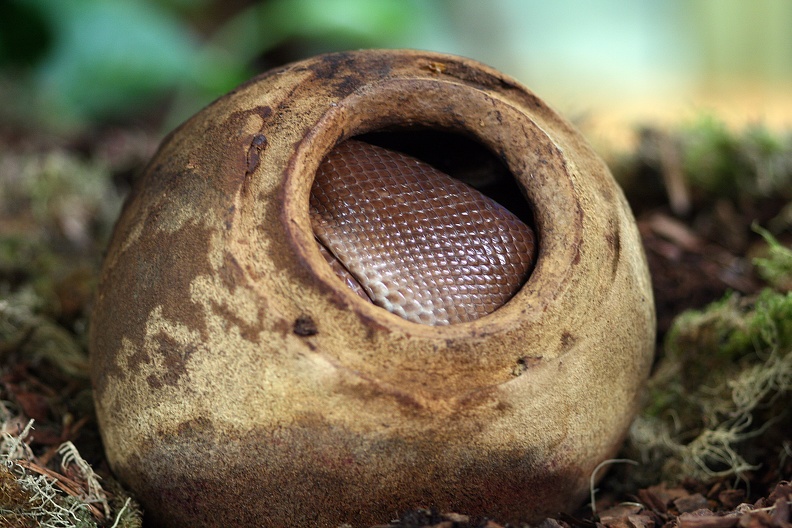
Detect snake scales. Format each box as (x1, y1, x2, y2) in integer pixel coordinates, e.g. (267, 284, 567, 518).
(310, 139, 537, 326)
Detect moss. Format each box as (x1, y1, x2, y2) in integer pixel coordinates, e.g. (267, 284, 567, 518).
(0, 418, 143, 528)
(628, 285, 792, 484)
(679, 117, 792, 200)
(0, 147, 124, 312)
(106, 495, 143, 528)
(0, 290, 90, 378)
(627, 226, 791, 485)
(610, 117, 792, 219)
(0, 465, 37, 527)
(753, 224, 792, 291)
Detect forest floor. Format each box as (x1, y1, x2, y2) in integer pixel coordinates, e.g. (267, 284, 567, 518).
(0, 117, 790, 527)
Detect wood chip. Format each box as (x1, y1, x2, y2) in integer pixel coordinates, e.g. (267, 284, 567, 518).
(599, 503, 645, 522)
(770, 498, 790, 526)
(719, 490, 748, 510)
(637, 487, 670, 513)
(627, 514, 655, 528)
(647, 213, 703, 252)
(675, 494, 710, 514)
(678, 512, 739, 528)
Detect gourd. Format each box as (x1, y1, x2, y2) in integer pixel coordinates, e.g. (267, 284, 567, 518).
(90, 49, 655, 527)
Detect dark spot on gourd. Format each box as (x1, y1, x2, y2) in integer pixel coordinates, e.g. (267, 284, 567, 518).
(293, 315, 318, 336)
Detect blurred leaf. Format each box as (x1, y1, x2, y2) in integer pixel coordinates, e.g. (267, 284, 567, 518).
(151, 0, 213, 12)
(164, 0, 438, 128)
(27, 0, 245, 126)
(211, 0, 428, 65)
(3, 0, 448, 130)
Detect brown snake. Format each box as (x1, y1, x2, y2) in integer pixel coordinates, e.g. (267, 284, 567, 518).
(310, 139, 537, 326)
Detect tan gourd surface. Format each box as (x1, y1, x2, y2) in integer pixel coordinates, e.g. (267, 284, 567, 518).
(90, 50, 655, 527)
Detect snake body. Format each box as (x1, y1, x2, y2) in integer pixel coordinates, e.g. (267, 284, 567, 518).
(310, 139, 536, 326)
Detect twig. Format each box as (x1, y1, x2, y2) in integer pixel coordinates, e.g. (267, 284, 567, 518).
(15, 459, 104, 520)
(110, 497, 132, 528)
(589, 458, 639, 515)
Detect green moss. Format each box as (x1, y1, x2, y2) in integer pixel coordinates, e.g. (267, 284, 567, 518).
(753, 224, 792, 290)
(679, 116, 792, 199)
(0, 147, 123, 318)
(611, 117, 792, 212)
(628, 286, 792, 483)
(0, 290, 90, 378)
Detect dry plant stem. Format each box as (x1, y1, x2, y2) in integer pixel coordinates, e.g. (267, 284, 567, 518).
(14, 460, 105, 521)
(657, 132, 691, 216)
(90, 49, 655, 527)
(110, 498, 132, 528)
(590, 459, 639, 515)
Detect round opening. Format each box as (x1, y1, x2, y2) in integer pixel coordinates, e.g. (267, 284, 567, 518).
(282, 74, 580, 338)
(309, 128, 538, 326)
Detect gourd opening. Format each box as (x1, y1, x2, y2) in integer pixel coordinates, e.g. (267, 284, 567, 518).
(309, 128, 537, 326)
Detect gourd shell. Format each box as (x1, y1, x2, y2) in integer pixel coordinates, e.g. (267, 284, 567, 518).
(90, 49, 655, 527)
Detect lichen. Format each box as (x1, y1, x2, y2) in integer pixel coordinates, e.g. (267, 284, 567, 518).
(0, 414, 142, 528)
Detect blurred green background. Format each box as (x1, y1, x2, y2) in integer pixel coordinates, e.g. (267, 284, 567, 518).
(1, 0, 791, 140)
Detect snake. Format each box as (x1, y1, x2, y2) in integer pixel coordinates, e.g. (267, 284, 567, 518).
(310, 139, 537, 326)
